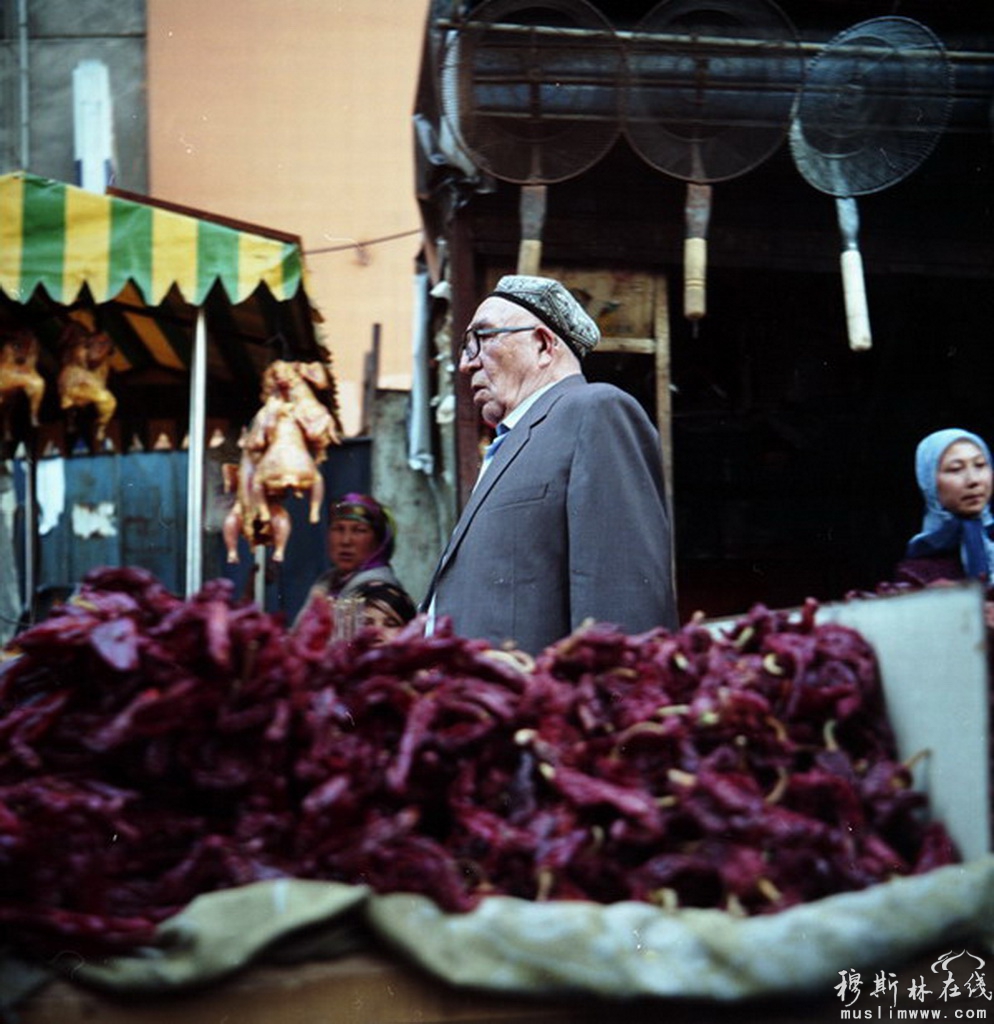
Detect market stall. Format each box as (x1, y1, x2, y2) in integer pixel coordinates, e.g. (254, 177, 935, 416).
(0, 171, 336, 629)
(4, 581, 993, 1022)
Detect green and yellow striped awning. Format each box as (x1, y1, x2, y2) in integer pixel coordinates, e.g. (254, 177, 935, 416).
(0, 171, 305, 307)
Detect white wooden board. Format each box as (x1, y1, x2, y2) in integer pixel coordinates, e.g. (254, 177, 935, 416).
(818, 584, 990, 862)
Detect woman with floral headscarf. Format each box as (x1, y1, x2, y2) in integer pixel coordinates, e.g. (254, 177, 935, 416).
(307, 492, 404, 600)
(895, 428, 994, 588)
(294, 493, 414, 638)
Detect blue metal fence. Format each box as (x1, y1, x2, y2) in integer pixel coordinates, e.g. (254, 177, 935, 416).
(12, 438, 371, 625)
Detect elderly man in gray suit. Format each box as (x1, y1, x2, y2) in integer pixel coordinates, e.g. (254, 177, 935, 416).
(423, 274, 678, 655)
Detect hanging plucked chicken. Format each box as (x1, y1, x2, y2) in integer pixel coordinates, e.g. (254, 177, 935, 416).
(222, 359, 341, 564)
(0, 327, 46, 442)
(56, 320, 117, 448)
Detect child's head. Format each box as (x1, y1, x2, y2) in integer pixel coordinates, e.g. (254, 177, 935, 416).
(353, 580, 417, 643)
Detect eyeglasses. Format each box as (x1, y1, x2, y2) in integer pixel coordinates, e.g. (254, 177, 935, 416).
(460, 324, 538, 362)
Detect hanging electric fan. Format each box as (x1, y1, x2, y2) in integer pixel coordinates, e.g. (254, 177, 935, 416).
(625, 0, 803, 322)
(789, 17, 953, 351)
(441, 0, 622, 274)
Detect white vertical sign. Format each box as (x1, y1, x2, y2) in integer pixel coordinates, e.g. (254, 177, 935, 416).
(73, 59, 116, 192)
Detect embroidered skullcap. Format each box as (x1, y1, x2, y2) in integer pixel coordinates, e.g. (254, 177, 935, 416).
(490, 275, 600, 359)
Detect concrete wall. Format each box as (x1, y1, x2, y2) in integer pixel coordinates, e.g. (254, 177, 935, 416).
(369, 389, 454, 608)
(0, 2, 448, 628)
(0, 0, 148, 190)
(146, 0, 430, 438)
(0, 7, 14, 169)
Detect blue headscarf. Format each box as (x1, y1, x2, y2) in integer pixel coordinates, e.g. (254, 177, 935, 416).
(906, 428, 994, 580)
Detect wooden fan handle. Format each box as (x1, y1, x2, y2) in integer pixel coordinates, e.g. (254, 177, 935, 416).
(517, 185, 547, 276)
(684, 237, 707, 320)
(684, 183, 712, 321)
(841, 248, 872, 351)
(517, 239, 542, 277)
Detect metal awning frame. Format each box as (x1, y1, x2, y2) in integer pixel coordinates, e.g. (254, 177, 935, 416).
(1, 174, 326, 612)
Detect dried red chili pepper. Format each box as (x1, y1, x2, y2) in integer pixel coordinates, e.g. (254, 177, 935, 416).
(0, 573, 960, 957)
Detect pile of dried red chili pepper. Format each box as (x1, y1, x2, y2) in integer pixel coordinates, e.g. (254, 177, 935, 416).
(0, 567, 957, 957)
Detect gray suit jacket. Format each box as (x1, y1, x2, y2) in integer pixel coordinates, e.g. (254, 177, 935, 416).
(426, 375, 677, 654)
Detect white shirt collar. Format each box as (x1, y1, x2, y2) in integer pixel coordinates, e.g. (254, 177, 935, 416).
(499, 379, 560, 433)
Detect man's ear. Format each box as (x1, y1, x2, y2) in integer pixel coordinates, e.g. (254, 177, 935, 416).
(534, 324, 558, 359)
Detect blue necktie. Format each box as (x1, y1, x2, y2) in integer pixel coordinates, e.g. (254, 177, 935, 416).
(475, 424, 509, 489)
(484, 423, 510, 461)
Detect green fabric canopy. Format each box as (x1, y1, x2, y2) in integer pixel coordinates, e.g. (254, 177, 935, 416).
(0, 171, 306, 307)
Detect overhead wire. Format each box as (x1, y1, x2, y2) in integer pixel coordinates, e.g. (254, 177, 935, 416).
(305, 228, 423, 261)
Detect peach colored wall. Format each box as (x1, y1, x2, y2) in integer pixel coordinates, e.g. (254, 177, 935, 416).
(147, 0, 430, 435)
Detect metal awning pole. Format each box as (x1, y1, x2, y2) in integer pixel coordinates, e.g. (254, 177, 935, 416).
(22, 444, 36, 622)
(185, 307, 207, 596)
(254, 546, 266, 607)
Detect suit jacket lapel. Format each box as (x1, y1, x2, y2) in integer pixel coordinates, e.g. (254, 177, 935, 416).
(428, 375, 582, 586)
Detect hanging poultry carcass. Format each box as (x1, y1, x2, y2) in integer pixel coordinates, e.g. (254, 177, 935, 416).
(56, 320, 117, 447)
(223, 359, 341, 563)
(0, 327, 46, 441)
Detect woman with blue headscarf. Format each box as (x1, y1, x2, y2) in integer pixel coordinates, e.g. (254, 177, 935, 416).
(895, 428, 994, 587)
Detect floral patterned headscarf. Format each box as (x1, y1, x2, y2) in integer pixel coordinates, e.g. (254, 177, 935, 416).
(330, 493, 396, 569)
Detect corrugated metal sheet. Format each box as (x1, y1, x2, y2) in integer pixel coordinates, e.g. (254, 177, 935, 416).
(11, 441, 372, 625)
(18, 451, 188, 595)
